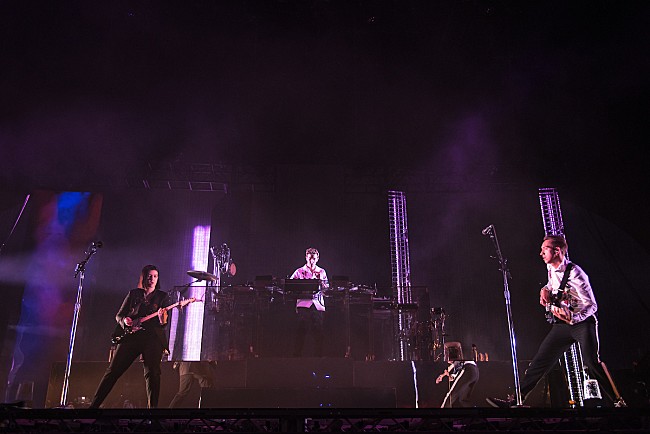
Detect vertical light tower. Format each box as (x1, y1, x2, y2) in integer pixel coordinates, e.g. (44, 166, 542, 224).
(539, 187, 585, 407)
(388, 190, 413, 361)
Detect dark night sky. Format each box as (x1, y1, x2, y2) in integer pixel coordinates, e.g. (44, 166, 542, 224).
(1, 0, 649, 238)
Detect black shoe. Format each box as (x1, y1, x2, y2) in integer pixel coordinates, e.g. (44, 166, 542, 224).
(486, 397, 514, 408)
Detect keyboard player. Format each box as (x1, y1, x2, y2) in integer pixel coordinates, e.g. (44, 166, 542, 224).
(290, 247, 329, 357)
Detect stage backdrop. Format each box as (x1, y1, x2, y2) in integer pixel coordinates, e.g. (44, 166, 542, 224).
(79, 170, 650, 369)
(2, 167, 649, 407)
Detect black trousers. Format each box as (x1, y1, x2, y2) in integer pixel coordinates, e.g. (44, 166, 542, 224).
(90, 331, 164, 408)
(293, 305, 324, 357)
(520, 315, 616, 404)
(169, 362, 215, 408)
(441, 363, 479, 408)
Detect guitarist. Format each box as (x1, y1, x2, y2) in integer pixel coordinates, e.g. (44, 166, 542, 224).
(487, 235, 625, 408)
(90, 265, 170, 408)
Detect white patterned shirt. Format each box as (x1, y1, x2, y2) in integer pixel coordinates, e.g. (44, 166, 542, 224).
(547, 258, 598, 324)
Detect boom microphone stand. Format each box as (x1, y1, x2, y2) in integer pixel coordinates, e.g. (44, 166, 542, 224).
(60, 241, 102, 407)
(482, 224, 522, 406)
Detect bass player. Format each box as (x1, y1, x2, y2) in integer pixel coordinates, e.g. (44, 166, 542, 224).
(90, 264, 170, 408)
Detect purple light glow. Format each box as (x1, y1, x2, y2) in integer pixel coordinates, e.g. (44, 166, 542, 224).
(181, 225, 211, 360)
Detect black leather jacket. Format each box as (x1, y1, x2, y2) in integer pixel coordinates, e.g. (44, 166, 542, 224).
(115, 288, 170, 350)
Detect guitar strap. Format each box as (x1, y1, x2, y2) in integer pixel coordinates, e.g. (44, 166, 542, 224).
(559, 262, 573, 293)
(546, 262, 574, 324)
(130, 290, 146, 317)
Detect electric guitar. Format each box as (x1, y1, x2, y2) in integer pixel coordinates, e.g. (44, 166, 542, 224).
(111, 297, 197, 344)
(544, 263, 575, 324)
(544, 286, 573, 324)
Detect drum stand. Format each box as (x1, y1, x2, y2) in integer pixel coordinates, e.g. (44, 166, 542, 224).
(366, 299, 375, 361)
(430, 307, 447, 362)
(343, 288, 352, 358)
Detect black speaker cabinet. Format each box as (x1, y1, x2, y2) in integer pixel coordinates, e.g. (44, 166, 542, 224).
(246, 357, 354, 388)
(200, 387, 397, 408)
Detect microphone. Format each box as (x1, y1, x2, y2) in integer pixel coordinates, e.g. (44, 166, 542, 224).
(481, 225, 494, 236)
(86, 241, 103, 253)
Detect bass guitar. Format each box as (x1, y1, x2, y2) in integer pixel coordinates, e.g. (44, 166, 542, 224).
(111, 297, 197, 344)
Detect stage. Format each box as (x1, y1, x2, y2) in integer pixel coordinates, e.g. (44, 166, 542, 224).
(2, 406, 648, 433)
(44, 358, 554, 410)
(0, 358, 628, 432)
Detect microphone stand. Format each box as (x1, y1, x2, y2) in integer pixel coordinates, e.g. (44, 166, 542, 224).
(60, 244, 100, 407)
(483, 225, 523, 406)
(343, 283, 351, 359)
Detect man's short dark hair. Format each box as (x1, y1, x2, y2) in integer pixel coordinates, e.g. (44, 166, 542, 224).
(306, 247, 319, 256)
(544, 235, 568, 255)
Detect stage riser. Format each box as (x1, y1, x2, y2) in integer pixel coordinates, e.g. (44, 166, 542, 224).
(46, 359, 546, 408)
(199, 387, 397, 408)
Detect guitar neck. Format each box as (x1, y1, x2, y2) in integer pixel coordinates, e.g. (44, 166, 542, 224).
(137, 301, 182, 323)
